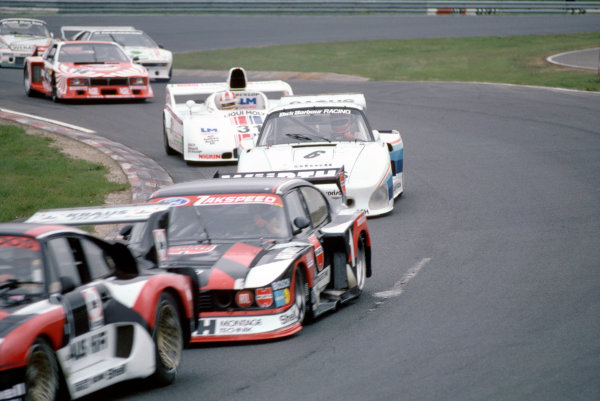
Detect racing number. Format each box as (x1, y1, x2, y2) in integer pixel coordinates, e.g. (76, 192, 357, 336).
(304, 150, 326, 159)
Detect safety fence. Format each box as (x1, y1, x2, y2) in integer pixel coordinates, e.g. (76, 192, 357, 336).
(2, 1, 600, 15)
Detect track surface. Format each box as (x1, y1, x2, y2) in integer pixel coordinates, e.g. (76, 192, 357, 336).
(1, 14, 600, 401)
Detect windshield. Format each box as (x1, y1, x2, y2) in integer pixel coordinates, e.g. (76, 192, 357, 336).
(90, 31, 157, 47)
(0, 235, 45, 304)
(58, 43, 130, 63)
(166, 196, 290, 241)
(258, 107, 372, 146)
(0, 20, 50, 37)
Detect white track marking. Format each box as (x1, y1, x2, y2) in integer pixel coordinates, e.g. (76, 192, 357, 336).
(374, 258, 431, 299)
(0, 108, 96, 133)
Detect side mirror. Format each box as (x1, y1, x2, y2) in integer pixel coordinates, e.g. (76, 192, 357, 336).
(59, 276, 76, 294)
(119, 224, 133, 240)
(158, 44, 164, 49)
(372, 130, 381, 142)
(132, 56, 140, 63)
(292, 216, 310, 234)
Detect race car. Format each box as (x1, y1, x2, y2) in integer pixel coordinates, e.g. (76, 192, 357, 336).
(0, 18, 52, 68)
(27, 174, 372, 343)
(61, 26, 173, 82)
(236, 93, 404, 217)
(0, 222, 194, 401)
(163, 67, 293, 163)
(23, 40, 153, 102)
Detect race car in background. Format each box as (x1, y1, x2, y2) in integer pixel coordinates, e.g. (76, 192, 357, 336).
(237, 94, 404, 217)
(0, 222, 194, 401)
(61, 26, 173, 82)
(0, 18, 52, 68)
(23, 40, 154, 102)
(162, 67, 293, 163)
(27, 174, 372, 343)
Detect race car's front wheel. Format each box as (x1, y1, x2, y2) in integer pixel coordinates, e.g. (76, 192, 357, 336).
(25, 338, 60, 401)
(151, 292, 183, 386)
(294, 268, 312, 324)
(24, 67, 34, 97)
(352, 236, 368, 294)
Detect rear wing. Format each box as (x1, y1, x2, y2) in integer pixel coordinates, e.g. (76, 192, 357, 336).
(279, 93, 366, 109)
(61, 25, 137, 40)
(216, 167, 347, 201)
(26, 204, 170, 226)
(166, 80, 293, 102)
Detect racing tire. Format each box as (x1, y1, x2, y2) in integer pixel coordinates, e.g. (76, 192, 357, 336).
(351, 236, 368, 295)
(25, 338, 60, 401)
(51, 77, 60, 103)
(151, 292, 183, 386)
(294, 268, 313, 324)
(163, 118, 177, 155)
(24, 66, 34, 97)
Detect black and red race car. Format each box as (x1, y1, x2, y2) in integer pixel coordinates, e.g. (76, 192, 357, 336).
(27, 174, 372, 343)
(0, 223, 194, 401)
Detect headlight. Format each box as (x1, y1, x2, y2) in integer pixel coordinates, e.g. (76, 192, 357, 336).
(368, 184, 391, 211)
(69, 77, 89, 86)
(129, 77, 146, 86)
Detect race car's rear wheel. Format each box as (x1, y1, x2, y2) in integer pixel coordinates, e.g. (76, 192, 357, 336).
(151, 292, 183, 386)
(352, 236, 368, 294)
(25, 338, 60, 401)
(163, 118, 177, 155)
(51, 77, 59, 103)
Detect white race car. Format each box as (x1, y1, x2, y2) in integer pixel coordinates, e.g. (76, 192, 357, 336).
(236, 94, 404, 217)
(0, 18, 52, 68)
(61, 25, 173, 81)
(162, 67, 294, 163)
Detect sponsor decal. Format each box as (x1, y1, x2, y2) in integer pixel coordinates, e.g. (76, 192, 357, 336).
(197, 154, 222, 160)
(0, 383, 26, 399)
(82, 287, 104, 330)
(274, 288, 290, 307)
(203, 135, 219, 145)
(0, 235, 40, 251)
(228, 110, 263, 117)
(193, 194, 282, 206)
(74, 364, 126, 392)
(201, 128, 218, 133)
(231, 115, 263, 126)
(279, 306, 298, 326)
(220, 169, 339, 180)
(235, 290, 254, 308)
(154, 197, 190, 206)
(326, 190, 342, 198)
(271, 278, 290, 290)
(67, 330, 108, 361)
(275, 248, 298, 260)
(153, 229, 168, 268)
(315, 265, 331, 292)
(308, 235, 325, 271)
(168, 244, 216, 255)
(255, 287, 274, 308)
(120, 87, 131, 95)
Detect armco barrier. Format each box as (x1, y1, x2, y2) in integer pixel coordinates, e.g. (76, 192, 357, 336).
(2, 1, 600, 15)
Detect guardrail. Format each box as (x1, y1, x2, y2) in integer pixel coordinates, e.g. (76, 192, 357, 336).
(2, 1, 600, 15)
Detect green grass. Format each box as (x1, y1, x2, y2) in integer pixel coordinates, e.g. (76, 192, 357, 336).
(175, 33, 600, 91)
(0, 125, 129, 222)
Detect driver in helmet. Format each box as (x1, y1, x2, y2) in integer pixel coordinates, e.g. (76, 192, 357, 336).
(216, 90, 238, 110)
(330, 114, 356, 141)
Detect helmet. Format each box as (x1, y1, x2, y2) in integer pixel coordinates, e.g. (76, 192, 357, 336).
(218, 91, 237, 110)
(331, 115, 353, 140)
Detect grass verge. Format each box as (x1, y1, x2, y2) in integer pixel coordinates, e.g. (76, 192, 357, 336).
(0, 124, 129, 222)
(175, 32, 600, 91)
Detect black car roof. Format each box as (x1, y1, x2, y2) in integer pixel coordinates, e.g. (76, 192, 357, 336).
(150, 177, 309, 199)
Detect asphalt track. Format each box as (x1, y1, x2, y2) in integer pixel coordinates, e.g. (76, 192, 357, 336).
(1, 14, 600, 401)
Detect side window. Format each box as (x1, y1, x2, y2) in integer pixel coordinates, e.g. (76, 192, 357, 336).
(45, 44, 57, 61)
(81, 238, 114, 280)
(47, 237, 82, 288)
(300, 186, 330, 227)
(284, 190, 310, 231)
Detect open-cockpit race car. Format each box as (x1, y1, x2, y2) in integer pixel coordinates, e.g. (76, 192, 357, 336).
(0, 222, 194, 401)
(236, 93, 404, 217)
(162, 67, 293, 163)
(26, 174, 372, 343)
